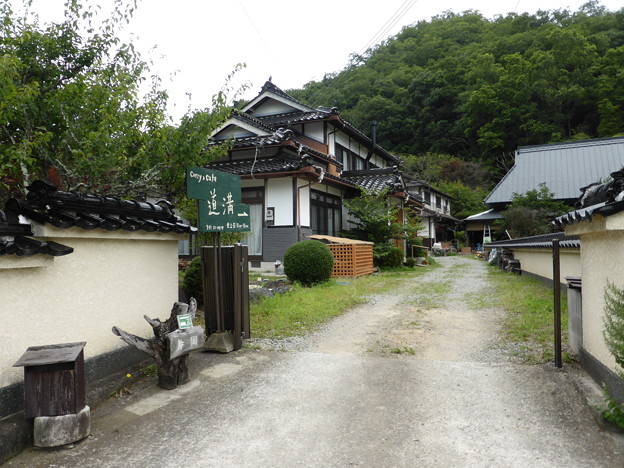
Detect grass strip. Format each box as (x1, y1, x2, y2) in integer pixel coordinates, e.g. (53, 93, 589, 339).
(250, 268, 427, 339)
(488, 266, 571, 364)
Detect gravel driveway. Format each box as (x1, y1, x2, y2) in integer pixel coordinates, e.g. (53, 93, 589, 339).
(9, 256, 624, 467)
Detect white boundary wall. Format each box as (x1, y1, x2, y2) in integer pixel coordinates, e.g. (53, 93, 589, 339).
(0, 223, 184, 388)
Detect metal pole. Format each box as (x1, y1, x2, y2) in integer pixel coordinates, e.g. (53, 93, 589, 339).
(553, 239, 562, 368)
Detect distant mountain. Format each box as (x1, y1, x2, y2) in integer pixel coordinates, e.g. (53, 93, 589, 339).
(289, 3, 624, 169)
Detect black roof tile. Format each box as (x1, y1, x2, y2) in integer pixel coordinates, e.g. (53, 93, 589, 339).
(206, 156, 306, 176)
(486, 231, 580, 249)
(4, 180, 196, 236)
(0, 210, 74, 257)
(341, 168, 404, 194)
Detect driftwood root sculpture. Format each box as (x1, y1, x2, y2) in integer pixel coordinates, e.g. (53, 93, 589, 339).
(112, 298, 201, 390)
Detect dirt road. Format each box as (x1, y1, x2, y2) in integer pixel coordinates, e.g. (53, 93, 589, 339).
(9, 256, 624, 467)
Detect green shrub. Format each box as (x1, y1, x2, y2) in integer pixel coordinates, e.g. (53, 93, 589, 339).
(409, 237, 427, 257)
(283, 240, 334, 286)
(405, 257, 416, 268)
(182, 256, 203, 304)
(375, 245, 404, 268)
(604, 281, 624, 375)
(600, 388, 624, 429)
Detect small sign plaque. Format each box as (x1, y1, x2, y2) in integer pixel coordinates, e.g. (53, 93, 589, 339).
(177, 314, 193, 329)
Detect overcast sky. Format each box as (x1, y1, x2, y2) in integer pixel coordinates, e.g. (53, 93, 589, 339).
(11, 0, 623, 122)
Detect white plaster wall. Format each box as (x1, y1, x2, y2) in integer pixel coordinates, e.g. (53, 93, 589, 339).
(578, 231, 624, 374)
(325, 185, 342, 197)
(335, 133, 350, 149)
(241, 180, 264, 189)
(215, 126, 254, 139)
(304, 122, 324, 142)
(0, 227, 183, 388)
(267, 178, 294, 225)
(418, 217, 434, 239)
(512, 249, 581, 282)
(298, 181, 313, 227)
(252, 100, 295, 115)
(371, 154, 387, 168)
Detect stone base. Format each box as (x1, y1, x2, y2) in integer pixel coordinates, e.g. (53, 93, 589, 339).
(203, 331, 234, 353)
(34, 406, 91, 448)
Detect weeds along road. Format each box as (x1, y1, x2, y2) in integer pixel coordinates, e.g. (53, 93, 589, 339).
(10, 256, 624, 467)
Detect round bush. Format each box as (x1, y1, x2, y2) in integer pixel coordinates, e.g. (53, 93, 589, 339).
(182, 256, 203, 304)
(283, 240, 334, 286)
(375, 245, 404, 268)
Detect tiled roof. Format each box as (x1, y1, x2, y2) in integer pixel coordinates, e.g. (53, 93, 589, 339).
(255, 109, 334, 126)
(206, 157, 305, 176)
(5, 180, 195, 234)
(341, 168, 404, 193)
(0, 210, 73, 257)
(0, 235, 74, 257)
(553, 200, 624, 228)
(403, 176, 454, 199)
(485, 232, 580, 249)
(230, 112, 275, 134)
(486, 137, 624, 206)
(224, 132, 292, 149)
(233, 82, 402, 167)
(258, 81, 313, 110)
(418, 207, 460, 223)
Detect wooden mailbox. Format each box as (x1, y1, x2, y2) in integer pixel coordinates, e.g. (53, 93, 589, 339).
(13, 342, 86, 418)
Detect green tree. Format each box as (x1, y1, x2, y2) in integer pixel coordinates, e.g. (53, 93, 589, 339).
(435, 180, 489, 219)
(0, 0, 233, 205)
(499, 183, 569, 237)
(342, 189, 420, 263)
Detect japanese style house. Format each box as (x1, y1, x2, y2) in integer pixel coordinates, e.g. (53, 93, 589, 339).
(206, 80, 418, 270)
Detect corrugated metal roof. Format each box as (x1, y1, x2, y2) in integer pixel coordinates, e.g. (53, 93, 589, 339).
(486, 137, 624, 205)
(463, 208, 503, 222)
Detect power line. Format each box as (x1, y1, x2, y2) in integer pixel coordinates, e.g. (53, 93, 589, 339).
(358, 0, 418, 57)
(237, 0, 275, 63)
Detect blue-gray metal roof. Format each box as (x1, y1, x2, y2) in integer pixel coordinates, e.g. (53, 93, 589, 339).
(485, 137, 624, 205)
(463, 208, 503, 223)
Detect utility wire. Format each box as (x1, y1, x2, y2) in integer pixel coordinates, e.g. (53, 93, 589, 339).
(358, 0, 417, 56)
(237, 0, 275, 63)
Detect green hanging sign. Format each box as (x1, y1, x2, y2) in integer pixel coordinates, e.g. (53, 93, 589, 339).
(186, 167, 250, 232)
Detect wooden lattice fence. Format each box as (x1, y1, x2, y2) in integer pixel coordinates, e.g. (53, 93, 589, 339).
(308, 235, 374, 278)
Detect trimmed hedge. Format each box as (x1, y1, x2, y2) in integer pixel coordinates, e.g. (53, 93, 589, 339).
(283, 240, 334, 286)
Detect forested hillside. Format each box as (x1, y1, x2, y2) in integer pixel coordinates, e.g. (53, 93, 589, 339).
(290, 2, 624, 176)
